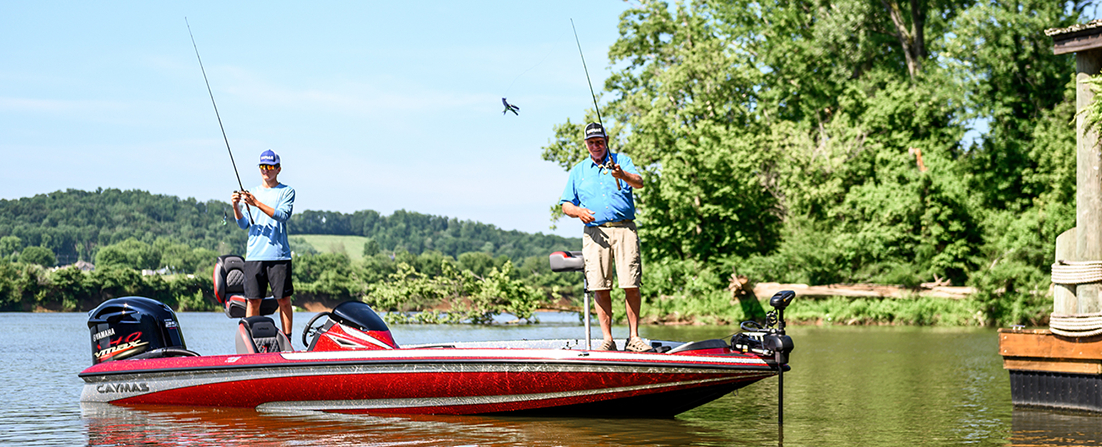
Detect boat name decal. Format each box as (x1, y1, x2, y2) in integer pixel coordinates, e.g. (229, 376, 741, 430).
(96, 382, 150, 393)
(93, 328, 115, 341)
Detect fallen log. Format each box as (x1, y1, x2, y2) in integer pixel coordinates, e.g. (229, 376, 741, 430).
(753, 282, 975, 300)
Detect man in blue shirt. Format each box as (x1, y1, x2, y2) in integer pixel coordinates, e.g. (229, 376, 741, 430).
(231, 149, 296, 340)
(560, 123, 649, 352)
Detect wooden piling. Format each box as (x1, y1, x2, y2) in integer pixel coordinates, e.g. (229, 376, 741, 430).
(1002, 21, 1102, 414)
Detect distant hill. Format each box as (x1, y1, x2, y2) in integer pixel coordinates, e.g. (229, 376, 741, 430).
(0, 189, 579, 263)
(289, 209, 580, 261)
(291, 235, 374, 262)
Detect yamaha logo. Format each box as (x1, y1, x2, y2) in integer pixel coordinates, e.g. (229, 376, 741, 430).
(93, 328, 115, 341)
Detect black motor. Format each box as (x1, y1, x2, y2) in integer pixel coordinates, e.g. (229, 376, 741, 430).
(87, 296, 194, 365)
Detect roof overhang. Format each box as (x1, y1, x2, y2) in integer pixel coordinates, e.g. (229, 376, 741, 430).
(1047, 20, 1102, 55)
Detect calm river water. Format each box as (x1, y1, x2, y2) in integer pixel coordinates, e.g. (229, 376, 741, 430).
(1, 311, 1100, 446)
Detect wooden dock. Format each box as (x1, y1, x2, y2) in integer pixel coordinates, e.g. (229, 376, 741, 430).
(999, 328, 1102, 412)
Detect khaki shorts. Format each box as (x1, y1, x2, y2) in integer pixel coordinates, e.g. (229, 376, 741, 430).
(582, 221, 642, 290)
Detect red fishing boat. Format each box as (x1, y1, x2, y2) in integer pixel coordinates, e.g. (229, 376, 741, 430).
(78, 252, 795, 417)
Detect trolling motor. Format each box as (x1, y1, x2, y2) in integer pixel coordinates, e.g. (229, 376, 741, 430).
(732, 290, 796, 433)
(731, 290, 795, 362)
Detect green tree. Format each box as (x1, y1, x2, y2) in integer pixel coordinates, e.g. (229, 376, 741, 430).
(19, 246, 56, 267)
(0, 236, 21, 260)
(363, 238, 380, 257)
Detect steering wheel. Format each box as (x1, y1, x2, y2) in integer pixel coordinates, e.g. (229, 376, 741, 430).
(740, 320, 764, 332)
(302, 311, 333, 347)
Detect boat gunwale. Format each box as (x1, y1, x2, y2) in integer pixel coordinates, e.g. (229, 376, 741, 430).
(79, 350, 779, 380)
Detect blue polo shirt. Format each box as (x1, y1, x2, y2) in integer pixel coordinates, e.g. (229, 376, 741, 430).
(560, 152, 639, 226)
(236, 183, 295, 261)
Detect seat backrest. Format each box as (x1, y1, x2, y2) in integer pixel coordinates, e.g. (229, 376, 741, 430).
(214, 255, 246, 305)
(549, 251, 584, 273)
(235, 316, 291, 354)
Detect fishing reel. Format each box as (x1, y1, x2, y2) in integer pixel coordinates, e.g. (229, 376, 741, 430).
(598, 155, 623, 190)
(731, 290, 795, 364)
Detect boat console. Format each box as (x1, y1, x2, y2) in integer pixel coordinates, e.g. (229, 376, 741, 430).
(302, 301, 399, 351)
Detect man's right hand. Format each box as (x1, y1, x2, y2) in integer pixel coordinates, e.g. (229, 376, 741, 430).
(576, 208, 596, 224)
(563, 203, 596, 224)
(231, 191, 241, 204)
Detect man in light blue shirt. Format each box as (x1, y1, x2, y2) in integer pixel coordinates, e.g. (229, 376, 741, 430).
(232, 149, 296, 339)
(560, 123, 649, 352)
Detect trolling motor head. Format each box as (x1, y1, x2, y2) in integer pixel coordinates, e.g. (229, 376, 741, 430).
(770, 290, 795, 312)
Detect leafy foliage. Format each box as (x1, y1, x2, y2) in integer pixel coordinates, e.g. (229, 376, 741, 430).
(541, 0, 1088, 325)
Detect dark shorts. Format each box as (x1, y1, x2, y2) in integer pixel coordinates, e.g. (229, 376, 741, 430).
(243, 260, 294, 300)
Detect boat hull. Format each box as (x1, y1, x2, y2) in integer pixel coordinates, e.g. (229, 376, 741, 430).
(80, 348, 777, 416)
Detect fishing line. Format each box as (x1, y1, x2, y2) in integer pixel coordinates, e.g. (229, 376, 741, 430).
(501, 28, 571, 110)
(502, 42, 559, 98)
(186, 17, 253, 224)
(570, 18, 619, 190)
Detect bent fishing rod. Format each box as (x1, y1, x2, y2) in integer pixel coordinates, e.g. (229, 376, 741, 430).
(186, 17, 254, 225)
(570, 18, 621, 190)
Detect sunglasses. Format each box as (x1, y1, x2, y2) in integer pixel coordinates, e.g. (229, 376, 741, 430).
(259, 164, 280, 171)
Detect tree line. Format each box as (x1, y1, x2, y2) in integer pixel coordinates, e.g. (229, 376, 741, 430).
(542, 0, 1087, 326)
(0, 188, 579, 267)
(0, 188, 584, 318)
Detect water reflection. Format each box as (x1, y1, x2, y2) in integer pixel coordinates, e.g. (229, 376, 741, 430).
(82, 403, 739, 447)
(1010, 408, 1102, 446)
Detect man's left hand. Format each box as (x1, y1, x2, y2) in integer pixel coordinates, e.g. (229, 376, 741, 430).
(240, 191, 258, 206)
(609, 163, 624, 179)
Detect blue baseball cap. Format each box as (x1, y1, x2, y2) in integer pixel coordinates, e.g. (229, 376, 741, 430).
(259, 150, 280, 166)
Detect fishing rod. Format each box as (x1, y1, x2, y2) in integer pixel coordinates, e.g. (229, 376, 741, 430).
(570, 18, 621, 190)
(186, 17, 254, 225)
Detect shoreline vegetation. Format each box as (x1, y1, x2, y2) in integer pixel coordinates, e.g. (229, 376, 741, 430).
(4, 257, 1045, 328)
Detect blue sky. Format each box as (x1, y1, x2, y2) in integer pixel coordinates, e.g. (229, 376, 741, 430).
(0, 2, 631, 238)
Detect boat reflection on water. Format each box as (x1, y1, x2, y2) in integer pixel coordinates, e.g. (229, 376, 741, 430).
(1010, 408, 1102, 446)
(81, 402, 735, 447)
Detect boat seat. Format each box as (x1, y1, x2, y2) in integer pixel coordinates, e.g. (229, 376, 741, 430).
(214, 254, 279, 318)
(549, 251, 584, 272)
(666, 339, 729, 354)
(236, 316, 291, 354)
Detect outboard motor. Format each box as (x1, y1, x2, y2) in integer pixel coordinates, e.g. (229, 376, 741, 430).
(87, 296, 196, 365)
(213, 254, 278, 318)
(304, 301, 398, 351)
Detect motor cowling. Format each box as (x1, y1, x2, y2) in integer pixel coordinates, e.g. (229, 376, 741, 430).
(87, 296, 188, 365)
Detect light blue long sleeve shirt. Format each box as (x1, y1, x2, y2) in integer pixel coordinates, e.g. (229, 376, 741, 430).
(236, 184, 295, 261)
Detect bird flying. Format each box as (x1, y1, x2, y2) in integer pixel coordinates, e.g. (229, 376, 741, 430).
(502, 98, 519, 116)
